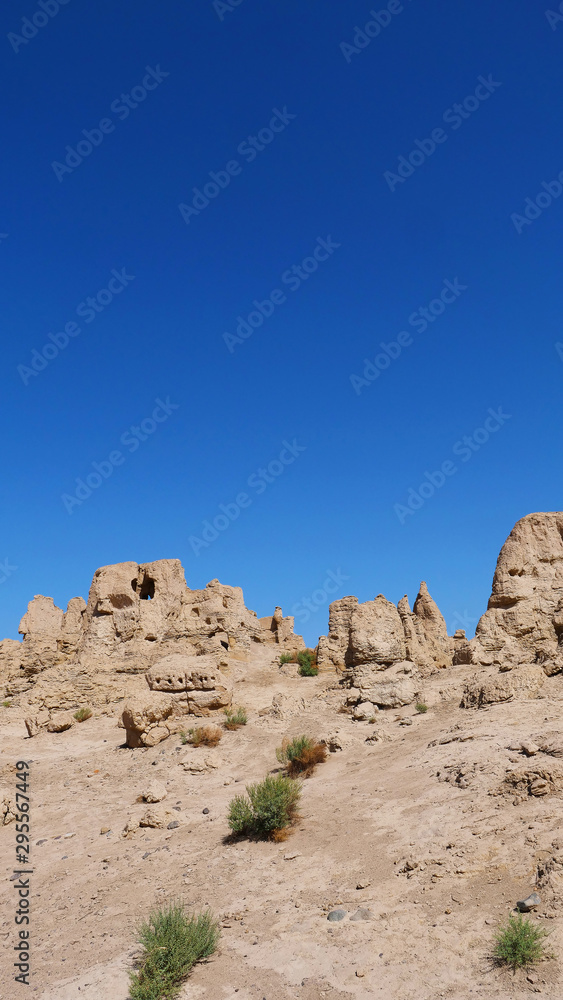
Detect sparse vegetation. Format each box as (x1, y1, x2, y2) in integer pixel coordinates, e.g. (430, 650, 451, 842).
(368, 716, 377, 724)
(493, 913, 548, 970)
(276, 735, 327, 777)
(415, 702, 428, 714)
(2, 700, 11, 708)
(187, 725, 222, 748)
(279, 652, 293, 665)
(73, 706, 92, 722)
(179, 730, 189, 745)
(227, 774, 301, 840)
(129, 901, 219, 1000)
(297, 650, 319, 676)
(224, 706, 247, 730)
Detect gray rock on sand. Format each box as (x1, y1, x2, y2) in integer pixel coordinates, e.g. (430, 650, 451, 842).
(327, 910, 346, 922)
(516, 892, 541, 912)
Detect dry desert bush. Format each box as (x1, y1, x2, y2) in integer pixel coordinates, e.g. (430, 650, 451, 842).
(276, 735, 327, 777)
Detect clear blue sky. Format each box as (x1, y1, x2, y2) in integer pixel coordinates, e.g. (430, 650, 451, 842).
(2, 0, 562, 646)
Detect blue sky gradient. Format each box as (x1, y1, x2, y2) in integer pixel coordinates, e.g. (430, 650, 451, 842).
(2, 0, 563, 645)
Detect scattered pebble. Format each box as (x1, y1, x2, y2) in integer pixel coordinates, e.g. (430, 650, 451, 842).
(167, 821, 180, 830)
(327, 910, 346, 922)
(203, 808, 209, 814)
(350, 908, 374, 921)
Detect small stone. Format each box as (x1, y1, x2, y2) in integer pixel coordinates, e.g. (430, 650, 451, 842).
(356, 880, 371, 889)
(203, 808, 209, 814)
(356, 968, 367, 978)
(167, 821, 180, 830)
(517, 892, 541, 912)
(100, 827, 110, 835)
(36, 839, 47, 845)
(350, 908, 374, 921)
(327, 909, 346, 922)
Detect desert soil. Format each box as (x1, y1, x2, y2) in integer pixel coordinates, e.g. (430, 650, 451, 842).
(2, 651, 563, 999)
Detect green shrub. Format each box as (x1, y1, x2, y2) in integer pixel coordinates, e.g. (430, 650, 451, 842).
(129, 902, 220, 1000)
(2, 700, 11, 708)
(276, 735, 327, 777)
(279, 652, 293, 665)
(297, 650, 318, 676)
(493, 913, 548, 970)
(227, 774, 301, 839)
(415, 702, 428, 714)
(224, 707, 247, 730)
(73, 707, 92, 722)
(179, 731, 189, 745)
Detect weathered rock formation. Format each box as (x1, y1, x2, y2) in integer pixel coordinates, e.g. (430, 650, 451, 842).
(318, 583, 450, 677)
(0, 560, 304, 704)
(471, 512, 563, 669)
(317, 583, 450, 710)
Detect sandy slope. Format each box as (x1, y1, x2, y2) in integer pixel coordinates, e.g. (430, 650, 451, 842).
(1, 652, 563, 999)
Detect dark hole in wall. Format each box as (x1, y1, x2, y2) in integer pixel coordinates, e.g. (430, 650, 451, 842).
(131, 574, 156, 600)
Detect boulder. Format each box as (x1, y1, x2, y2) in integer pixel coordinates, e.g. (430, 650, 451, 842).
(120, 693, 190, 748)
(145, 653, 232, 715)
(46, 712, 75, 733)
(141, 781, 167, 803)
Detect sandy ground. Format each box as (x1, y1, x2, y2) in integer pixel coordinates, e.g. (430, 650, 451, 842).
(2, 652, 563, 999)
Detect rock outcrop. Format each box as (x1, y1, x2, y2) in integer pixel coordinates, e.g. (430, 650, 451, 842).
(0, 559, 304, 708)
(471, 512, 563, 668)
(318, 582, 450, 677)
(317, 583, 448, 711)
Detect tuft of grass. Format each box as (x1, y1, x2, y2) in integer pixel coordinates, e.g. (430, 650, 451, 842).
(297, 650, 319, 676)
(179, 730, 189, 745)
(415, 702, 428, 714)
(73, 706, 93, 723)
(129, 901, 219, 1000)
(187, 725, 222, 748)
(227, 774, 301, 840)
(224, 707, 247, 730)
(493, 913, 548, 970)
(2, 700, 11, 708)
(276, 735, 327, 777)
